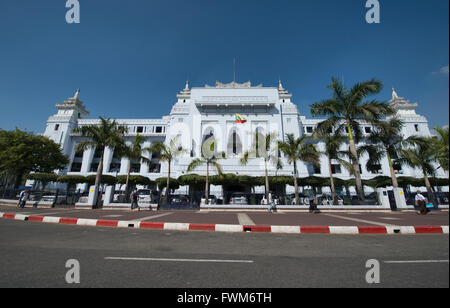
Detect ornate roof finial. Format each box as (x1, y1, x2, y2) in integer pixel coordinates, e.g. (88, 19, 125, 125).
(392, 87, 399, 100)
(278, 79, 284, 90)
(74, 88, 80, 100)
(184, 80, 189, 91)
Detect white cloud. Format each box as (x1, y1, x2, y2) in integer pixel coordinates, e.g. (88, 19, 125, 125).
(433, 65, 449, 76)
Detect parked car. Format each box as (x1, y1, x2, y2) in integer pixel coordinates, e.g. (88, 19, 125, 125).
(351, 193, 378, 205)
(200, 195, 217, 205)
(170, 195, 189, 205)
(137, 189, 159, 203)
(230, 193, 248, 205)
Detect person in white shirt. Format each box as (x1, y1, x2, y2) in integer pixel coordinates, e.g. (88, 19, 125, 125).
(415, 191, 429, 215)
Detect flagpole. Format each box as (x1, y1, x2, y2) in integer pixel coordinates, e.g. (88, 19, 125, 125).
(233, 57, 236, 83)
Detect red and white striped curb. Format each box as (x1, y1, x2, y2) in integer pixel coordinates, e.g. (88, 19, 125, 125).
(1, 212, 448, 235)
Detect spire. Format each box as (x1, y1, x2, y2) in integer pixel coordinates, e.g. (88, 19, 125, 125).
(184, 80, 189, 91)
(74, 88, 80, 100)
(392, 87, 399, 100)
(278, 79, 284, 90)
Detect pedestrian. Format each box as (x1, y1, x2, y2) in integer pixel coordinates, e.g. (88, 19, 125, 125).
(415, 190, 429, 215)
(18, 189, 29, 209)
(130, 189, 139, 210)
(309, 196, 320, 214)
(268, 198, 276, 213)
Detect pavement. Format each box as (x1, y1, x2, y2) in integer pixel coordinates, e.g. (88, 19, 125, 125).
(0, 204, 448, 235)
(0, 218, 448, 288)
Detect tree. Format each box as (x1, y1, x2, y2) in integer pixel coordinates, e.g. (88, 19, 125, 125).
(397, 137, 438, 206)
(148, 136, 186, 204)
(278, 134, 321, 205)
(24, 173, 59, 190)
(116, 175, 154, 187)
(155, 177, 180, 202)
(431, 126, 449, 175)
(186, 139, 225, 205)
(240, 131, 280, 203)
(311, 77, 394, 204)
(73, 117, 127, 208)
(313, 131, 347, 205)
(115, 134, 152, 201)
(0, 129, 69, 189)
(57, 175, 88, 192)
(366, 117, 405, 189)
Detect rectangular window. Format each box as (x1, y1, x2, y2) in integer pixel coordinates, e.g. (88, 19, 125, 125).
(372, 164, 382, 174)
(131, 163, 141, 173)
(55, 124, 60, 131)
(414, 124, 419, 132)
(155, 126, 163, 133)
(109, 163, 121, 173)
(393, 163, 403, 174)
(70, 163, 82, 172)
(136, 126, 144, 133)
(314, 165, 321, 174)
(90, 163, 99, 173)
(365, 127, 372, 134)
(331, 164, 341, 174)
(150, 164, 161, 173)
(74, 150, 83, 159)
(306, 126, 313, 134)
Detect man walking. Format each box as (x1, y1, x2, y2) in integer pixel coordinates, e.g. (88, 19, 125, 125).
(130, 189, 139, 210)
(415, 190, 429, 215)
(18, 189, 30, 209)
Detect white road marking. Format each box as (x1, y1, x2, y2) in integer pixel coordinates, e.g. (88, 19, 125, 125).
(324, 213, 397, 227)
(384, 260, 449, 264)
(28, 210, 83, 216)
(134, 212, 174, 222)
(237, 213, 255, 225)
(102, 215, 123, 218)
(104, 257, 254, 263)
(378, 217, 402, 220)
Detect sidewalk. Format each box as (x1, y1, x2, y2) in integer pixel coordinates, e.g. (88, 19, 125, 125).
(1, 204, 448, 235)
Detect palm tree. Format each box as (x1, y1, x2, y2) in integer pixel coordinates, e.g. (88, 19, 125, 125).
(366, 117, 405, 188)
(240, 131, 279, 203)
(115, 134, 152, 201)
(311, 77, 394, 204)
(73, 117, 127, 208)
(278, 134, 321, 205)
(397, 137, 438, 206)
(148, 136, 186, 204)
(432, 126, 449, 175)
(313, 131, 346, 205)
(186, 139, 225, 205)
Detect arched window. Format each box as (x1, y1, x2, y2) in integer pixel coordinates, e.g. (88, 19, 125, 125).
(227, 129, 242, 156)
(202, 127, 216, 157)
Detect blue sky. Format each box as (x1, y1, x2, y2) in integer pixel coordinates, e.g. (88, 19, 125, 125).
(0, 0, 448, 133)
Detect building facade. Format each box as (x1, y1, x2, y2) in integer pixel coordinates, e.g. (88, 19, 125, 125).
(41, 81, 447, 197)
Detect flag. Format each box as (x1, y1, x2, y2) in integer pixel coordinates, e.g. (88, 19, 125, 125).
(235, 114, 247, 124)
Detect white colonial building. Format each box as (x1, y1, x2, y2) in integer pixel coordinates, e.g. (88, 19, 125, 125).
(41, 81, 447, 198)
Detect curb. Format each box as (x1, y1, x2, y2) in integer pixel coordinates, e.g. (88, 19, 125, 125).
(1, 211, 448, 235)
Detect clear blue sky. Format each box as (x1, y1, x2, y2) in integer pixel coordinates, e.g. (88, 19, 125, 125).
(0, 0, 448, 133)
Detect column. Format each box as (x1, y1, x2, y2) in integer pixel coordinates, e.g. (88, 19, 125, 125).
(103, 146, 114, 174)
(80, 147, 94, 174)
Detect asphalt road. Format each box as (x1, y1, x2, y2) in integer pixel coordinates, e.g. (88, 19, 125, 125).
(0, 219, 448, 288)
